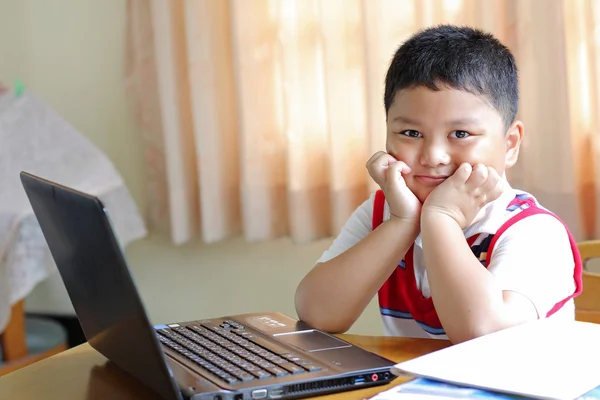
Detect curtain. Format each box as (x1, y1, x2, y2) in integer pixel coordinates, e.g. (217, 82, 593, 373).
(125, 0, 599, 245)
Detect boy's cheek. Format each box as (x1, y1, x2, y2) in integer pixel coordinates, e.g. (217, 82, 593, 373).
(385, 147, 399, 160)
(385, 148, 413, 166)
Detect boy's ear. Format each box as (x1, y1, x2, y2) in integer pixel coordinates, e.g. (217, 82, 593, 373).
(505, 120, 524, 168)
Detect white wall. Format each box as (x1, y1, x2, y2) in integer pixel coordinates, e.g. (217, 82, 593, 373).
(0, 0, 383, 335)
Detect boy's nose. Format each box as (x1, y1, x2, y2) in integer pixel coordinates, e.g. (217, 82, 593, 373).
(419, 142, 450, 167)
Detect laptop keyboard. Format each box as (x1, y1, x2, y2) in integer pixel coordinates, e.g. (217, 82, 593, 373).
(156, 320, 323, 385)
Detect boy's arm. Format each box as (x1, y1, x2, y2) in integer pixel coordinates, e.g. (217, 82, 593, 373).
(421, 212, 536, 344)
(421, 211, 576, 344)
(295, 216, 418, 333)
(296, 154, 422, 333)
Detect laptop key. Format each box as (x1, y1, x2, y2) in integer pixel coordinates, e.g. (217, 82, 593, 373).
(251, 369, 272, 380)
(247, 336, 289, 356)
(209, 368, 234, 381)
(265, 366, 288, 377)
(256, 361, 274, 369)
(236, 373, 255, 382)
(268, 357, 287, 365)
(228, 367, 254, 381)
(279, 363, 305, 374)
(223, 320, 244, 329)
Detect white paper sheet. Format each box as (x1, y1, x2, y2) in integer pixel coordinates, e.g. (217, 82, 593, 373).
(389, 319, 600, 400)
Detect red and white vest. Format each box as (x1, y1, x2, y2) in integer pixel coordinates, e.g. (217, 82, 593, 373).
(372, 190, 583, 337)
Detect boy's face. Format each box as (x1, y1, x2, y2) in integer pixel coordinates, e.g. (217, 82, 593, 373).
(386, 86, 522, 203)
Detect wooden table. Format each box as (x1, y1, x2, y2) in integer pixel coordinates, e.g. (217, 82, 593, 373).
(0, 334, 450, 400)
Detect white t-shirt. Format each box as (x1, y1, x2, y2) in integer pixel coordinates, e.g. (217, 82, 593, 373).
(317, 185, 578, 339)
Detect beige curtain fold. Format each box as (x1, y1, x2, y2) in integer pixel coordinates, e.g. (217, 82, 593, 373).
(125, 0, 598, 245)
(505, 0, 581, 238)
(563, 0, 600, 239)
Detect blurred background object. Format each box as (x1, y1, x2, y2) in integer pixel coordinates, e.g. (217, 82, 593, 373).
(0, 86, 146, 374)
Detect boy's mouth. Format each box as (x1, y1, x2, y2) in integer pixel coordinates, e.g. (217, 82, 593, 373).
(414, 175, 448, 184)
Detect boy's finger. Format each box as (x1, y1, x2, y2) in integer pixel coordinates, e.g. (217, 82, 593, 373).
(480, 166, 501, 193)
(376, 153, 399, 168)
(367, 152, 398, 176)
(366, 152, 389, 184)
(466, 163, 487, 189)
(368, 166, 386, 186)
(487, 168, 504, 200)
(450, 163, 472, 182)
(388, 161, 409, 188)
(394, 161, 412, 175)
(365, 151, 387, 168)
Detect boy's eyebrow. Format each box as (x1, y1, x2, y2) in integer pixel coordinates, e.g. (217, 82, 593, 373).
(392, 116, 421, 125)
(392, 116, 483, 126)
(446, 117, 482, 126)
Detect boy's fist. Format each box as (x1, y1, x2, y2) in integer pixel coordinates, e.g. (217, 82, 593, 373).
(422, 163, 504, 229)
(366, 152, 421, 224)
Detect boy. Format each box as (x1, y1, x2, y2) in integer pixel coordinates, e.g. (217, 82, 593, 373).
(294, 25, 582, 344)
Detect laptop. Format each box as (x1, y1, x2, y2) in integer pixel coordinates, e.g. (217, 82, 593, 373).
(20, 171, 396, 400)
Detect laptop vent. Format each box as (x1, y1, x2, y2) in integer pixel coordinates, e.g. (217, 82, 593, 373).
(285, 377, 355, 395)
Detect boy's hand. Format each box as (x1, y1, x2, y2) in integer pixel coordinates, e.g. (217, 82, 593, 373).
(366, 152, 421, 224)
(422, 163, 503, 229)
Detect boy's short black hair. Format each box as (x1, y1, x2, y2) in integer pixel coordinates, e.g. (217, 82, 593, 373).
(384, 25, 518, 130)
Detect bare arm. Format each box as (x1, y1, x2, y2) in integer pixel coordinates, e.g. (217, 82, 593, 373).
(421, 211, 537, 344)
(295, 217, 418, 333)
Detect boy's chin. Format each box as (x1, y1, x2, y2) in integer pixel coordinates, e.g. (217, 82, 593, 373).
(410, 186, 432, 204)
(416, 194, 428, 204)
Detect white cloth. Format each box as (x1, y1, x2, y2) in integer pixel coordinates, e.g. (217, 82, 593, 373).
(317, 185, 576, 338)
(0, 90, 147, 333)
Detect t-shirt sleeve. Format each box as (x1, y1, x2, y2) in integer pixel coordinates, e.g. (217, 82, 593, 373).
(315, 193, 375, 264)
(487, 213, 577, 318)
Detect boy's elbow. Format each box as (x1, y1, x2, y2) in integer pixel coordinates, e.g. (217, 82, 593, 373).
(294, 307, 351, 334)
(297, 313, 351, 334)
(446, 329, 480, 345)
(294, 291, 351, 333)
(445, 317, 522, 344)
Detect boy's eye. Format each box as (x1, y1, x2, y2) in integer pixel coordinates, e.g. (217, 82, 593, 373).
(399, 130, 422, 138)
(450, 130, 470, 139)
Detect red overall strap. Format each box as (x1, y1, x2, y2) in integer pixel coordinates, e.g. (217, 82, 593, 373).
(373, 190, 478, 332)
(374, 191, 582, 329)
(485, 200, 583, 317)
(373, 190, 386, 230)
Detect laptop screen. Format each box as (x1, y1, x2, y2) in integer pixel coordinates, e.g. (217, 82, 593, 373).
(21, 172, 182, 400)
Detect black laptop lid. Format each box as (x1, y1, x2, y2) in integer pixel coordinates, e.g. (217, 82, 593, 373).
(20, 172, 182, 400)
